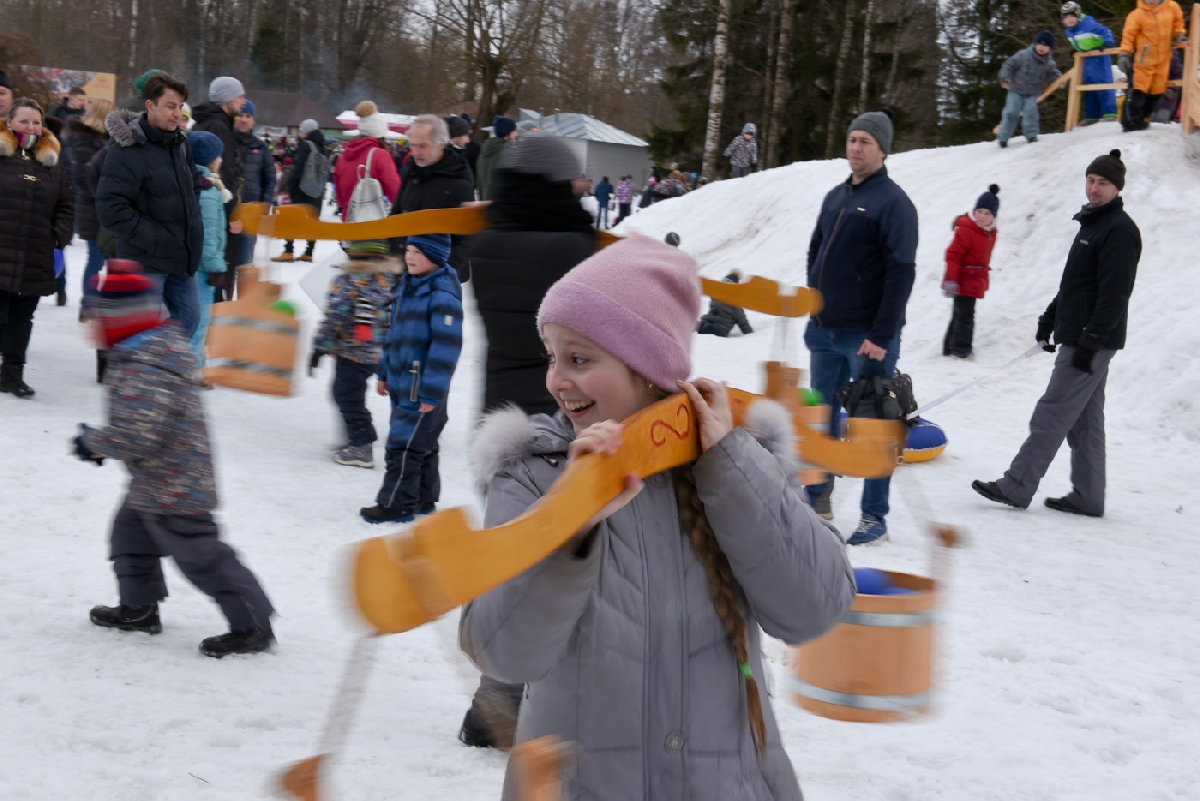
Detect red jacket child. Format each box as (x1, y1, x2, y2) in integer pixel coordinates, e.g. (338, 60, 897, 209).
(942, 198, 998, 298)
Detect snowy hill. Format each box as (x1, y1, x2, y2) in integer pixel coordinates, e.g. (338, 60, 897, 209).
(2, 125, 1198, 800)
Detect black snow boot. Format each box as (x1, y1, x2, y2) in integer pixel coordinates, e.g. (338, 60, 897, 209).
(96, 350, 108, 384)
(0, 363, 35, 399)
(199, 624, 275, 658)
(90, 603, 163, 633)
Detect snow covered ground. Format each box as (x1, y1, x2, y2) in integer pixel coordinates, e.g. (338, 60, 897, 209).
(2, 123, 1198, 800)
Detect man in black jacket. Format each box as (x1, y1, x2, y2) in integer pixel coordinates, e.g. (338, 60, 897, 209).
(192, 77, 246, 295)
(232, 100, 275, 278)
(804, 109, 917, 546)
(388, 114, 476, 281)
(974, 150, 1140, 518)
(96, 74, 204, 337)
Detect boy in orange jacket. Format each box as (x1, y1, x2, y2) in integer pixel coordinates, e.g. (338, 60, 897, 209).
(1119, 0, 1186, 132)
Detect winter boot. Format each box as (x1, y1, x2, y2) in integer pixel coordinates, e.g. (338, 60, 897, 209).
(271, 252, 295, 263)
(359, 504, 415, 525)
(333, 444, 374, 468)
(1044, 496, 1102, 518)
(96, 350, 108, 384)
(90, 603, 162, 633)
(811, 481, 834, 520)
(0, 363, 35, 399)
(971, 479, 1026, 510)
(459, 682, 523, 750)
(199, 624, 276, 658)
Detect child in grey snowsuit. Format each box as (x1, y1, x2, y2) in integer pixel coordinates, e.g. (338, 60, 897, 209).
(697, 269, 754, 336)
(997, 31, 1063, 146)
(309, 247, 402, 469)
(77, 262, 275, 658)
(723, 122, 758, 178)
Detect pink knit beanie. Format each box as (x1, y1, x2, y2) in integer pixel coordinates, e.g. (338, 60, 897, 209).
(537, 234, 701, 390)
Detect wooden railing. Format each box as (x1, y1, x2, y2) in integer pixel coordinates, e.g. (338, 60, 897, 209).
(1064, 7, 1200, 132)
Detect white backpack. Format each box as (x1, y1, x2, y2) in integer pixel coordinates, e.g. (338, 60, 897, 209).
(346, 148, 390, 223)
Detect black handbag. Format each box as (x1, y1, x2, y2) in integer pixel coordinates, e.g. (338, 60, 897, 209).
(838, 369, 919, 426)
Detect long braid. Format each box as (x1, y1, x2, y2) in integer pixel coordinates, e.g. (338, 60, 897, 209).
(674, 465, 767, 759)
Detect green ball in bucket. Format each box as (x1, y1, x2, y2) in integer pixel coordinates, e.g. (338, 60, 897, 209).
(798, 388, 825, 407)
(268, 300, 297, 317)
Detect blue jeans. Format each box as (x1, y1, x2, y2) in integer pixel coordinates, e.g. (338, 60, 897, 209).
(237, 233, 256, 267)
(803, 321, 901, 523)
(997, 91, 1039, 143)
(149, 273, 200, 340)
(82, 240, 106, 300)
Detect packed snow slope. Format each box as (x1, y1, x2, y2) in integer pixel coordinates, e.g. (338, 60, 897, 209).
(2, 124, 1197, 801)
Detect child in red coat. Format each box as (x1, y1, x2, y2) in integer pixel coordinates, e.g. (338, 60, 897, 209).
(942, 184, 999, 359)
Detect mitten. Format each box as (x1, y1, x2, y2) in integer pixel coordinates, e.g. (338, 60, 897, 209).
(1072, 346, 1096, 374)
(206, 270, 227, 289)
(1036, 315, 1056, 352)
(1118, 52, 1132, 77)
(1174, 34, 1188, 45)
(942, 281, 959, 298)
(72, 424, 105, 466)
(307, 351, 323, 377)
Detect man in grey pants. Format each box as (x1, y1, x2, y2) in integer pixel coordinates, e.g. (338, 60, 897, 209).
(973, 149, 1140, 518)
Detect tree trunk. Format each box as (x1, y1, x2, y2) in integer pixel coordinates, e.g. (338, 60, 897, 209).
(858, 0, 874, 114)
(823, 0, 857, 159)
(767, 0, 796, 168)
(760, 0, 779, 168)
(701, 0, 731, 181)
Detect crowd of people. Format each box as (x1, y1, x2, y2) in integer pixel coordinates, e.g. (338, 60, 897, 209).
(0, 44, 1148, 798)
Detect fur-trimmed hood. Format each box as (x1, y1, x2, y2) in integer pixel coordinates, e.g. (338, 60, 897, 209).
(0, 118, 62, 166)
(340, 256, 406, 276)
(104, 108, 157, 148)
(470, 397, 798, 489)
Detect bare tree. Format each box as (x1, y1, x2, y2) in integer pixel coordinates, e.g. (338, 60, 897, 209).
(701, 0, 730, 181)
(767, 0, 796, 168)
(823, 0, 857, 158)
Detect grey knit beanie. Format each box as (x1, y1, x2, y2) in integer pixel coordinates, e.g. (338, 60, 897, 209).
(208, 76, 245, 105)
(299, 118, 319, 134)
(847, 108, 895, 155)
(500, 133, 582, 183)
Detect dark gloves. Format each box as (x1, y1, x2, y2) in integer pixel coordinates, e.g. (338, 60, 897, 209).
(1072, 345, 1097, 374)
(206, 270, 228, 289)
(307, 351, 324, 377)
(1035, 315, 1056, 352)
(1118, 52, 1132, 78)
(72, 424, 105, 466)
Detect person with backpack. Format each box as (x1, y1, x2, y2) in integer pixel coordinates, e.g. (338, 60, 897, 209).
(273, 119, 326, 263)
(333, 102, 400, 229)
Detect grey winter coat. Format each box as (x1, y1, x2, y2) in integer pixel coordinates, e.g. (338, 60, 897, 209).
(723, 135, 758, 170)
(999, 47, 1062, 96)
(82, 323, 218, 515)
(460, 403, 856, 801)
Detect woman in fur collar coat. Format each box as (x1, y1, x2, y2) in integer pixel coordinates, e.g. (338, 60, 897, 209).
(0, 98, 74, 398)
(460, 236, 855, 801)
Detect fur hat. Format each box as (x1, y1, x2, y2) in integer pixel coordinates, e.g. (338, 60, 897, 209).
(847, 108, 894, 154)
(492, 115, 516, 139)
(187, 130, 223, 167)
(356, 100, 388, 139)
(1035, 30, 1056, 48)
(299, 118, 319, 134)
(501, 133, 582, 183)
(208, 76, 245, 105)
(537, 234, 701, 390)
(975, 183, 1000, 214)
(86, 260, 164, 348)
(407, 234, 452, 269)
(1086, 149, 1125, 190)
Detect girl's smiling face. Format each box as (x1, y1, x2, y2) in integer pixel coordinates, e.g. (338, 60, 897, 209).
(543, 322, 658, 433)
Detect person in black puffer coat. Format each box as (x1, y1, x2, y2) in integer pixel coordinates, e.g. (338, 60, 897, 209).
(697, 270, 754, 337)
(387, 115, 476, 281)
(0, 100, 74, 398)
(64, 99, 114, 309)
(456, 132, 595, 752)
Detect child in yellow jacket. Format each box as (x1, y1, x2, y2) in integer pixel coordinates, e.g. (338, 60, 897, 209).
(1119, 0, 1186, 131)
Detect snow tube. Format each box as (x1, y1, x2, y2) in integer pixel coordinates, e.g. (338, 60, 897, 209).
(903, 419, 947, 463)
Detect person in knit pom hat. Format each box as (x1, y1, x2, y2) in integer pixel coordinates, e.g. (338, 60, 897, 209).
(805, 106, 917, 544)
(360, 232, 462, 524)
(333, 101, 400, 228)
(459, 233, 855, 800)
(942, 184, 1000, 359)
(997, 32, 1063, 147)
(974, 150, 1140, 519)
(78, 259, 276, 658)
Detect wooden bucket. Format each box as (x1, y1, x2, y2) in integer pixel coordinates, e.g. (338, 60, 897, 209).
(790, 570, 935, 722)
(204, 267, 298, 397)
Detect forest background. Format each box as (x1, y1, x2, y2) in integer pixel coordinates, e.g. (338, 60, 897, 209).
(2, 0, 1190, 174)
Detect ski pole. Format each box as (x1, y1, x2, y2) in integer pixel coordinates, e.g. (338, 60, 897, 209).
(909, 344, 1044, 421)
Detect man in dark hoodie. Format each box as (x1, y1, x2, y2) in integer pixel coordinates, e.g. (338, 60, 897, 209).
(192, 77, 247, 293)
(387, 114, 475, 281)
(96, 74, 204, 338)
(475, 115, 516, 202)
